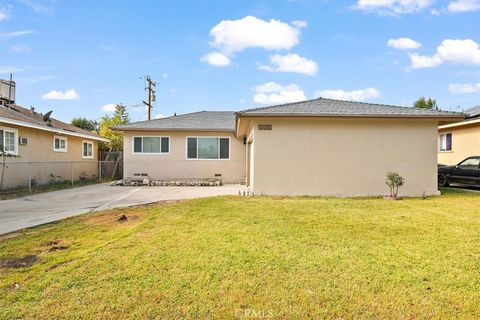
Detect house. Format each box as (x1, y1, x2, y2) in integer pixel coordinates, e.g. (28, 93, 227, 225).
(113, 98, 463, 197)
(438, 105, 480, 165)
(0, 81, 108, 189)
(115, 111, 245, 184)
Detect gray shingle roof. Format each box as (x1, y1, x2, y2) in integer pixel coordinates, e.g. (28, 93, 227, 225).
(113, 111, 236, 131)
(465, 105, 480, 119)
(238, 98, 464, 118)
(0, 104, 107, 141)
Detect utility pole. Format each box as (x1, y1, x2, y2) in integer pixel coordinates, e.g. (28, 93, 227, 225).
(142, 76, 156, 120)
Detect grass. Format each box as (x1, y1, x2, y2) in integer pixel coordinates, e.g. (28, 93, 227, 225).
(0, 178, 111, 200)
(1, 189, 480, 319)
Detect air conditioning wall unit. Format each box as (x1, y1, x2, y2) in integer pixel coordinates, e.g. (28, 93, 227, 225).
(19, 136, 29, 145)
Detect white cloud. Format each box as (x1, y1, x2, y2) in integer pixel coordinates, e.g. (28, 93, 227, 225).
(0, 66, 24, 74)
(448, 82, 480, 94)
(0, 30, 36, 39)
(387, 38, 422, 50)
(354, 0, 436, 14)
(315, 88, 380, 101)
(253, 82, 306, 105)
(102, 103, 117, 112)
(201, 52, 231, 67)
(19, 0, 54, 15)
(11, 44, 32, 52)
(209, 16, 301, 54)
(155, 113, 167, 119)
(0, 6, 10, 21)
(448, 0, 480, 12)
(259, 53, 318, 76)
(291, 20, 308, 28)
(409, 39, 480, 68)
(42, 89, 79, 100)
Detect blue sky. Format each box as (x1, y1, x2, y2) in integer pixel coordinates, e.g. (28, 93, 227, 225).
(0, 0, 479, 123)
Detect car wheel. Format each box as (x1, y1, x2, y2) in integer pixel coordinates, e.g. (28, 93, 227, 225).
(438, 173, 449, 187)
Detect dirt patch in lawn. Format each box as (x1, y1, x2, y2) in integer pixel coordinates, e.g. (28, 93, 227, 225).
(41, 240, 70, 252)
(83, 200, 182, 226)
(49, 245, 69, 252)
(116, 214, 140, 223)
(6, 283, 21, 292)
(42, 240, 60, 246)
(84, 211, 143, 226)
(0, 255, 38, 268)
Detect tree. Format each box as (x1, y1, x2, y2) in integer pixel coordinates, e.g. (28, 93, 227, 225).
(385, 172, 405, 199)
(98, 104, 129, 151)
(413, 97, 439, 110)
(71, 117, 99, 132)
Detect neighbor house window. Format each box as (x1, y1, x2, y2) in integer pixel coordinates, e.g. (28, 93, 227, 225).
(83, 141, 94, 159)
(439, 133, 452, 152)
(53, 136, 67, 152)
(187, 137, 230, 160)
(133, 136, 169, 154)
(0, 127, 18, 155)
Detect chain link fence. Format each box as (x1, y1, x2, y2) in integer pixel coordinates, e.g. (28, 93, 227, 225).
(0, 160, 121, 195)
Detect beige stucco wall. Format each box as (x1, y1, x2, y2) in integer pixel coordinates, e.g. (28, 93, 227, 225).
(1, 122, 99, 189)
(123, 131, 246, 183)
(245, 117, 439, 197)
(438, 124, 480, 165)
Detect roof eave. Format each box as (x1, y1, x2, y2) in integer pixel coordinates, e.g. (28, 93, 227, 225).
(0, 116, 109, 142)
(439, 117, 480, 130)
(111, 127, 235, 133)
(236, 113, 465, 120)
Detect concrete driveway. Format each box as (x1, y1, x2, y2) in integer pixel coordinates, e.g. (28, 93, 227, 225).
(0, 183, 244, 235)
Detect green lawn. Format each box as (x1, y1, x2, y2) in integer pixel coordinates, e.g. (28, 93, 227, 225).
(1, 189, 480, 319)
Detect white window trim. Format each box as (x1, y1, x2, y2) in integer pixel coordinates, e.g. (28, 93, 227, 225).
(439, 132, 452, 153)
(82, 140, 94, 159)
(185, 136, 231, 161)
(132, 136, 171, 155)
(0, 125, 19, 156)
(53, 135, 68, 153)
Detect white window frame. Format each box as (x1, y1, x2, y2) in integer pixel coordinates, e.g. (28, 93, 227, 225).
(185, 136, 231, 161)
(132, 136, 170, 155)
(53, 135, 68, 153)
(439, 132, 452, 152)
(82, 140, 94, 159)
(0, 125, 18, 156)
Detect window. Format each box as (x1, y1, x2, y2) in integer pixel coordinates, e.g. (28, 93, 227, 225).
(458, 158, 480, 170)
(0, 127, 18, 155)
(187, 137, 230, 160)
(53, 136, 67, 152)
(439, 133, 452, 152)
(133, 136, 169, 154)
(83, 141, 93, 159)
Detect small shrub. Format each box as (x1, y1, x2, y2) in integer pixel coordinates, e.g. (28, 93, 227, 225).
(49, 173, 63, 183)
(386, 172, 404, 199)
(79, 171, 88, 181)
